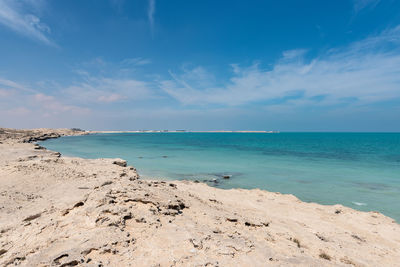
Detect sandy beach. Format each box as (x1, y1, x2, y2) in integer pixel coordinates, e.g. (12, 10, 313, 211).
(0, 128, 399, 266)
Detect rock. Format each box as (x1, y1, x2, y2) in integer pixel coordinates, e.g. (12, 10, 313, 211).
(73, 201, 84, 208)
(23, 213, 41, 222)
(101, 181, 113, 187)
(53, 254, 69, 264)
(34, 144, 45, 150)
(167, 202, 186, 211)
(223, 175, 231, 179)
(112, 159, 127, 167)
(0, 249, 7, 256)
(52, 152, 61, 157)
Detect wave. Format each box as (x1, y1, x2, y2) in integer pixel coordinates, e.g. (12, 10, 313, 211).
(352, 201, 367, 206)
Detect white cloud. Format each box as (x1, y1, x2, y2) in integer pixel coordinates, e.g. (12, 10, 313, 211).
(160, 25, 400, 107)
(0, 0, 53, 45)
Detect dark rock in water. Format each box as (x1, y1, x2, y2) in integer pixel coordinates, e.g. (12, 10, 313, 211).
(194, 180, 200, 183)
(201, 178, 220, 185)
(208, 172, 243, 180)
(207, 179, 219, 185)
(162, 155, 168, 158)
(353, 181, 390, 191)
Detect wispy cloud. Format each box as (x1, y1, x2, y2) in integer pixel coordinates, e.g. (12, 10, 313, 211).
(67, 57, 155, 104)
(75, 57, 152, 78)
(147, 0, 155, 35)
(110, 0, 125, 13)
(0, 58, 158, 128)
(0, 77, 88, 127)
(160, 25, 400, 108)
(0, 77, 37, 93)
(353, 0, 380, 12)
(64, 76, 155, 104)
(33, 93, 89, 116)
(121, 57, 151, 66)
(0, 0, 53, 45)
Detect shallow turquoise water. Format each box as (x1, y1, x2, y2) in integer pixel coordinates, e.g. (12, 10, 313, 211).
(41, 132, 400, 221)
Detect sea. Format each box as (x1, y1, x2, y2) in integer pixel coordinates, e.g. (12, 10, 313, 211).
(40, 132, 400, 221)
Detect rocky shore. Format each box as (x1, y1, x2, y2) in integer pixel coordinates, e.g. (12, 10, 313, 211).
(0, 128, 399, 266)
(0, 127, 87, 144)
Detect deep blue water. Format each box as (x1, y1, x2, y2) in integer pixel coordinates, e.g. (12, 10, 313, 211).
(41, 132, 400, 221)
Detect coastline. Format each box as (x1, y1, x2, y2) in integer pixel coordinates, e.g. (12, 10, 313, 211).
(1, 128, 399, 266)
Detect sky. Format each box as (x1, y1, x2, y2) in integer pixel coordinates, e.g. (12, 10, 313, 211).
(0, 0, 400, 131)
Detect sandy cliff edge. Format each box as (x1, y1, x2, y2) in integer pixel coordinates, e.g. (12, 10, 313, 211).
(0, 128, 399, 267)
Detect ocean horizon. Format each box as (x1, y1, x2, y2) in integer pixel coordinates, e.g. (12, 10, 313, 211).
(41, 132, 400, 221)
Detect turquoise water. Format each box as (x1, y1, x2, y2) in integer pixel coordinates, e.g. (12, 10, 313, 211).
(41, 133, 400, 221)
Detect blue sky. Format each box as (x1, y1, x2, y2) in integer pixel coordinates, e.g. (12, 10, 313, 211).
(0, 0, 400, 131)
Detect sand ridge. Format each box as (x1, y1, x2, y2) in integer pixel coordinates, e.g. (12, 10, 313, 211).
(0, 128, 399, 266)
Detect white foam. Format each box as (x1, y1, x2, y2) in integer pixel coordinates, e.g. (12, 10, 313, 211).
(352, 201, 367, 206)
